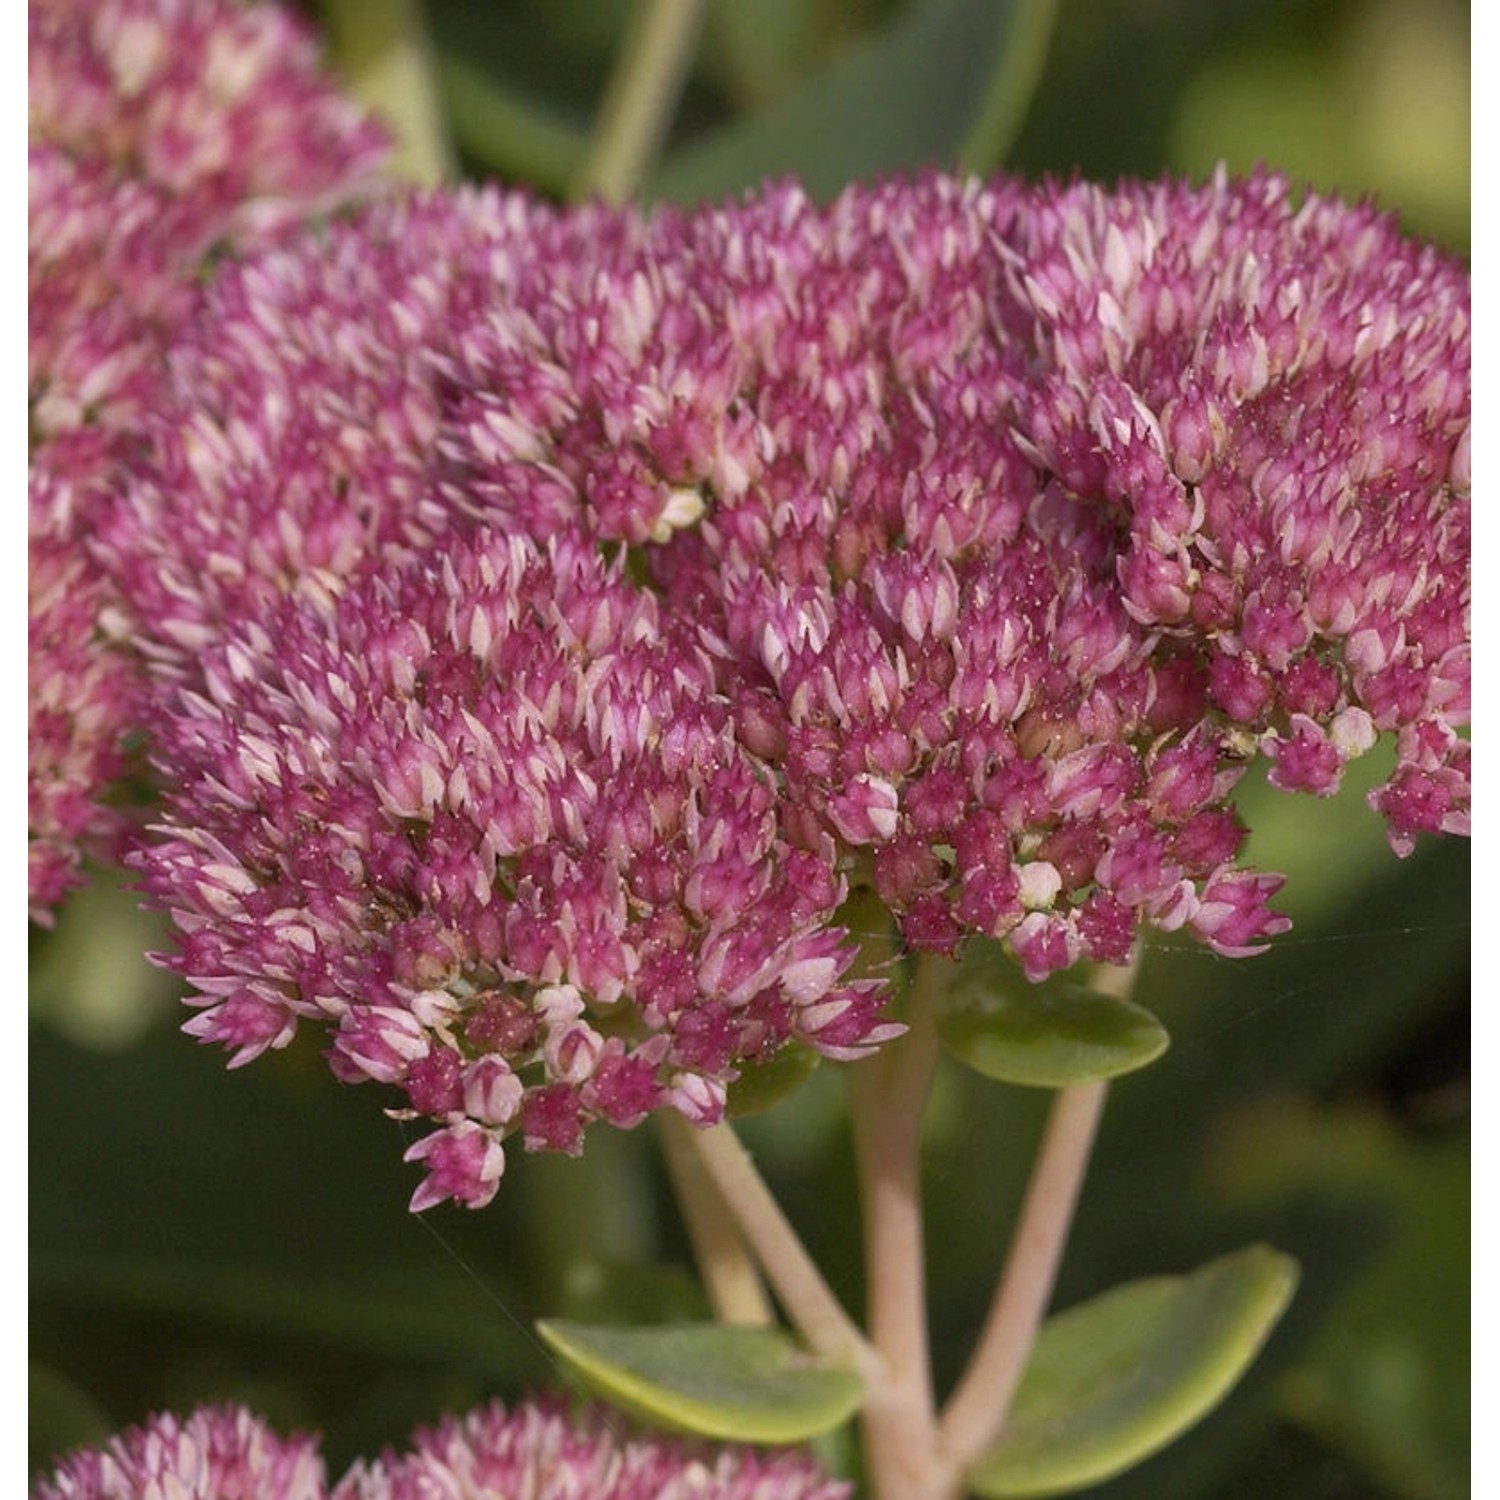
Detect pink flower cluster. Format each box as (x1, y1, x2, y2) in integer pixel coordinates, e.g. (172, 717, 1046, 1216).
(29, 460, 138, 918)
(338, 1399, 848, 1500)
(33, 1404, 324, 1500)
(27, 0, 387, 922)
(29, 0, 386, 442)
(141, 531, 895, 1208)
(33, 1400, 848, 1500)
(117, 172, 1467, 1210)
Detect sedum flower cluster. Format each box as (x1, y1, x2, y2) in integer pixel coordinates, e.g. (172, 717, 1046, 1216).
(337, 1398, 849, 1500)
(109, 168, 1469, 1212)
(29, 0, 386, 443)
(27, 0, 387, 921)
(33, 1400, 848, 1500)
(33, 1405, 324, 1500)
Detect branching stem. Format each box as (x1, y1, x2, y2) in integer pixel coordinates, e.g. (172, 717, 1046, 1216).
(849, 952, 948, 1499)
(657, 1109, 774, 1327)
(683, 1122, 878, 1376)
(936, 1077, 1109, 1472)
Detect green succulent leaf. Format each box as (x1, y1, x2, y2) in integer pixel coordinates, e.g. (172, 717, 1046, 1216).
(726, 1044, 820, 1117)
(968, 1245, 1299, 1497)
(534, 1320, 863, 1444)
(648, 0, 1058, 204)
(938, 946, 1169, 1087)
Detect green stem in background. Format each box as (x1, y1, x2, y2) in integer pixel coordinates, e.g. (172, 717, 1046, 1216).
(657, 1110, 775, 1328)
(322, 0, 454, 184)
(435, 49, 589, 194)
(682, 1122, 877, 1377)
(954, 0, 1060, 173)
(936, 1077, 1110, 1474)
(849, 951, 948, 1500)
(937, 952, 1138, 1475)
(571, 0, 708, 202)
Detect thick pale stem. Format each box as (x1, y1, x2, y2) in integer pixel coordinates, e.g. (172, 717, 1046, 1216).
(849, 953, 948, 1500)
(657, 1110, 774, 1327)
(323, 0, 454, 185)
(937, 1078, 1110, 1472)
(684, 1122, 877, 1376)
(572, 0, 706, 203)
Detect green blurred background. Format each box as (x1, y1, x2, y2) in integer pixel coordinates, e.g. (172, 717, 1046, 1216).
(30, 1, 1469, 1494)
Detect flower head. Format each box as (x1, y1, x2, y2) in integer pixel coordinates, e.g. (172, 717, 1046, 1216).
(33, 1400, 848, 1500)
(126, 170, 1468, 1202)
(334, 1397, 849, 1500)
(33, 1405, 325, 1500)
(417, 171, 1467, 971)
(30, 0, 387, 440)
(28, 452, 140, 923)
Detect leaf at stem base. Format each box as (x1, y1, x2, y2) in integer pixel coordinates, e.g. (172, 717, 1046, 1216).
(966, 1245, 1299, 1497)
(534, 1319, 863, 1444)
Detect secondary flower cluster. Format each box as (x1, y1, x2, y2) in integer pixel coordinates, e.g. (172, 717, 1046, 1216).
(339, 1399, 848, 1500)
(33, 1400, 847, 1500)
(114, 170, 1468, 1210)
(27, 0, 386, 922)
(29, 0, 386, 442)
(33, 1405, 323, 1500)
(28, 461, 139, 919)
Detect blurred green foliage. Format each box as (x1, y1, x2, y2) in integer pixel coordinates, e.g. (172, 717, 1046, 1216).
(31, 0, 1468, 1494)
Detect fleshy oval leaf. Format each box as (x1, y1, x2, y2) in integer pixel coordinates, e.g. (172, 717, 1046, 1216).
(938, 955, 1169, 1086)
(534, 1320, 863, 1444)
(968, 1245, 1299, 1497)
(726, 1044, 820, 1117)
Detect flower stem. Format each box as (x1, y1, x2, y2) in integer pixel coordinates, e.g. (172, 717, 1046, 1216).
(571, 0, 707, 203)
(657, 1109, 774, 1327)
(322, 0, 454, 185)
(936, 1077, 1109, 1473)
(683, 1122, 877, 1375)
(848, 952, 947, 1499)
